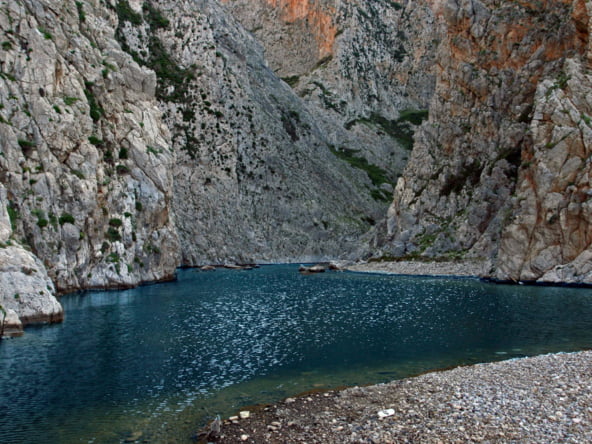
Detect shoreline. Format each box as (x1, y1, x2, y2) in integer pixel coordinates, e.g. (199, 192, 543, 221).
(344, 260, 592, 288)
(216, 350, 592, 443)
(344, 259, 488, 278)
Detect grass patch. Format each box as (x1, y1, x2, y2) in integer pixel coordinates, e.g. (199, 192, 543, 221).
(17, 139, 36, 149)
(345, 109, 428, 150)
(63, 97, 79, 106)
(281, 75, 300, 88)
(7, 201, 18, 231)
(329, 145, 392, 190)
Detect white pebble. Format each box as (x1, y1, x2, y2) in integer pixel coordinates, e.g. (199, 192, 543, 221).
(377, 409, 395, 418)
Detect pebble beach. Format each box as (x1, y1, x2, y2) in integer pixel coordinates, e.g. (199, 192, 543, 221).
(218, 351, 592, 443)
(213, 261, 592, 443)
(344, 259, 488, 278)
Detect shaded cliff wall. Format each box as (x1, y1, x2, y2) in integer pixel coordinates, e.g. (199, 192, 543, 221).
(223, 0, 440, 189)
(113, 0, 387, 265)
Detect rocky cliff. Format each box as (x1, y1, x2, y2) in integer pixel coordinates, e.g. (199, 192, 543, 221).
(0, 0, 404, 330)
(3, 0, 592, 332)
(223, 0, 438, 186)
(111, 0, 387, 265)
(0, 0, 183, 329)
(384, 0, 592, 284)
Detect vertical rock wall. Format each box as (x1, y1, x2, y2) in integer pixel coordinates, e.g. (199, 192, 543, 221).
(113, 0, 389, 265)
(385, 0, 591, 284)
(0, 0, 180, 329)
(223, 0, 439, 192)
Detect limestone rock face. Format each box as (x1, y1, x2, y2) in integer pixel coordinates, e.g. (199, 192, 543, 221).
(0, 184, 62, 332)
(0, 0, 398, 329)
(113, 0, 389, 264)
(223, 0, 439, 186)
(496, 57, 592, 284)
(384, 0, 590, 282)
(0, 245, 62, 326)
(0, 0, 180, 295)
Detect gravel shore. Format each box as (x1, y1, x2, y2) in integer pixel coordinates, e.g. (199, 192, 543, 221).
(217, 351, 592, 443)
(345, 259, 488, 278)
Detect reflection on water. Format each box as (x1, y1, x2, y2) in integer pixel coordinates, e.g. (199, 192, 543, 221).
(1, 265, 592, 443)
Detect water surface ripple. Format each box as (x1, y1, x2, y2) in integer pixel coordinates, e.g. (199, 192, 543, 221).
(1, 265, 592, 443)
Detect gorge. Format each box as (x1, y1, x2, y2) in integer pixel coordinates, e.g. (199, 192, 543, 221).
(1, 0, 592, 332)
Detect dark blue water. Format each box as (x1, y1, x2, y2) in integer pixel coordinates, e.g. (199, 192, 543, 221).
(1, 265, 592, 443)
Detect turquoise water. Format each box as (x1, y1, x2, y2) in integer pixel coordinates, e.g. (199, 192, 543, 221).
(1, 265, 592, 443)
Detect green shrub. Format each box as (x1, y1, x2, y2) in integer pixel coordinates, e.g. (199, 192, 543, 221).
(116, 164, 130, 174)
(108, 218, 123, 227)
(143, 1, 170, 29)
(38, 27, 52, 40)
(105, 227, 121, 242)
(76, 1, 86, 22)
(281, 75, 300, 87)
(106, 252, 120, 263)
(63, 97, 78, 106)
(59, 213, 75, 225)
(17, 139, 36, 149)
(329, 146, 391, 187)
(49, 213, 58, 229)
(115, 0, 142, 25)
(84, 82, 103, 121)
(88, 136, 103, 146)
(118, 147, 128, 159)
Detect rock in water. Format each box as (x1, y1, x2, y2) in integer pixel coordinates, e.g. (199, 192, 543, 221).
(0, 184, 62, 329)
